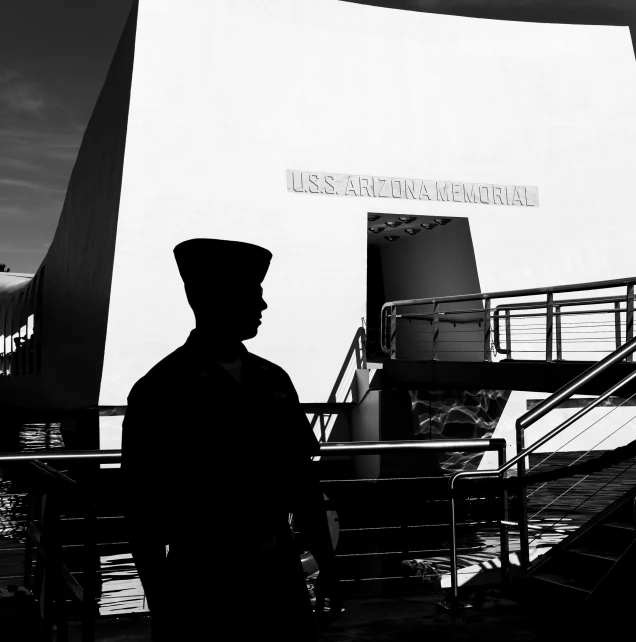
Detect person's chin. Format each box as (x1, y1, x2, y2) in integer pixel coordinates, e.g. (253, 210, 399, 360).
(240, 324, 261, 340)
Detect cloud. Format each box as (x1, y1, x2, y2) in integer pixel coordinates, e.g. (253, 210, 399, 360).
(0, 128, 81, 166)
(0, 243, 48, 255)
(0, 82, 45, 116)
(0, 67, 48, 117)
(0, 127, 81, 147)
(0, 69, 87, 274)
(44, 148, 79, 162)
(0, 178, 65, 194)
(0, 157, 41, 172)
(0, 67, 19, 84)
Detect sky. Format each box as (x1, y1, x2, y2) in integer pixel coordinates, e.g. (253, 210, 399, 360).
(0, 0, 133, 274)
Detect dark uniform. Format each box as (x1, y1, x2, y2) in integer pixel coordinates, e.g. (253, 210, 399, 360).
(122, 329, 322, 641)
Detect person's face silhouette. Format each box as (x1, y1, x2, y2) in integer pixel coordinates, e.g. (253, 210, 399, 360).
(189, 282, 268, 341)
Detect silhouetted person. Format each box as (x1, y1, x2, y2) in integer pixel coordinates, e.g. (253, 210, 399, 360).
(122, 238, 341, 641)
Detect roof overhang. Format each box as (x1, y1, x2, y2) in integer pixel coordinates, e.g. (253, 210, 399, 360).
(342, 1, 636, 26)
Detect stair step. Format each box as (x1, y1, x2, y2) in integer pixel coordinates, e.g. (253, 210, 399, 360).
(334, 523, 453, 555)
(335, 549, 437, 582)
(567, 546, 620, 562)
(601, 521, 635, 531)
(531, 550, 611, 592)
(533, 571, 592, 593)
(576, 523, 635, 558)
(608, 499, 636, 524)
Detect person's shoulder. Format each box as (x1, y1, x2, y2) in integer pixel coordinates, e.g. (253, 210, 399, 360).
(248, 352, 289, 378)
(128, 344, 190, 401)
(247, 352, 296, 390)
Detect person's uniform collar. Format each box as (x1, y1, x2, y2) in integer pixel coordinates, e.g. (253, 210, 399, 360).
(183, 329, 255, 382)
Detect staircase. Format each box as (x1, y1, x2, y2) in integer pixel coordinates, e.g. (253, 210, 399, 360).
(521, 486, 636, 607)
(335, 300, 636, 600)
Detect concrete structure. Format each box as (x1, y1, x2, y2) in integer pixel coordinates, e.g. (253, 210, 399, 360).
(2, 0, 636, 425)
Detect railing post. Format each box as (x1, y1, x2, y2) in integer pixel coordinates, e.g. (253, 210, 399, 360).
(442, 484, 472, 610)
(37, 489, 64, 641)
(390, 307, 397, 360)
(615, 301, 622, 351)
(505, 309, 512, 359)
(432, 302, 440, 361)
(24, 489, 35, 590)
(380, 308, 385, 354)
(355, 331, 363, 369)
(449, 493, 459, 600)
(546, 293, 554, 363)
(82, 498, 98, 642)
(483, 298, 492, 362)
(359, 329, 367, 369)
(319, 413, 326, 443)
(497, 445, 510, 591)
(626, 285, 634, 362)
(516, 419, 530, 569)
(555, 305, 562, 361)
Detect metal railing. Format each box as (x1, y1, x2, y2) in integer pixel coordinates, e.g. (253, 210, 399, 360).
(306, 326, 367, 443)
(446, 334, 636, 604)
(380, 275, 636, 363)
(0, 440, 505, 468)
(1, 438, 507, 634)
(19, 459, 101, 642)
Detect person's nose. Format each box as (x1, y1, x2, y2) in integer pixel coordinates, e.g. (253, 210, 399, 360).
(260, 297, 268, 312)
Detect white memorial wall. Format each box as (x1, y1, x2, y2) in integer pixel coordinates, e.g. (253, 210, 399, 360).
(99, 0, 636, 406)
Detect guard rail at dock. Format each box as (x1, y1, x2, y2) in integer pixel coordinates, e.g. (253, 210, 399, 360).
(0, 438, 507, 640)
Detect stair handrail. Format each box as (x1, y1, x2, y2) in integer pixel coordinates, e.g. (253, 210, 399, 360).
(0, 438, 507, 464)
(309, 326, 366, 442)
(382, 275, 636, 311)
(493, 293, 627, 313)
(445, 333, 636, 604)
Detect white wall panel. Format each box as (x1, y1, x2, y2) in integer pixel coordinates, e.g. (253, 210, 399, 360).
(100, 0, 636, 404)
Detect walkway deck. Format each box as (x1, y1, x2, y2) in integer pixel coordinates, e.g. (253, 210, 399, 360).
(54, 589, 616, 642)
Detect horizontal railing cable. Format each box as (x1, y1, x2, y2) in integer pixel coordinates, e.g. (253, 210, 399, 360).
(526, 407, 636, 519)
(453, 434, 636, 495)
(384, 276, 636, 359)
(527, 389, 636, 476)
(526, 459, 636, 550)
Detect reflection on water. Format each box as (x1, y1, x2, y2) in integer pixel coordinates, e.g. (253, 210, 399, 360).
(19, 422, 65, 452)
(0, 421, 148, 615)
(100, 554, 146, 615)
(409, 390, 511, 472)
(0, 477, 24, 539)
(0, 423, 65, 540)
(526, 517, 579, 546)
(2, 422, 636, 615)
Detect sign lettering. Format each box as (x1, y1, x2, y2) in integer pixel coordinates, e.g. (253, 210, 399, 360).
(286, 170, 539, 207)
